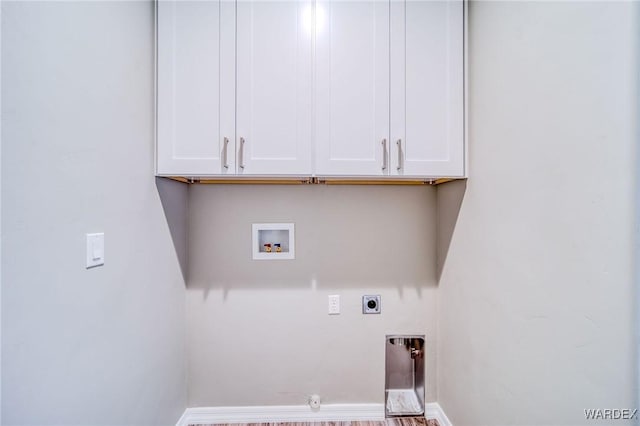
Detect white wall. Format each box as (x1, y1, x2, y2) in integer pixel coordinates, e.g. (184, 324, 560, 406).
(186, 184, 437, 407)
(438, 2, 638, 425)
(1, 2, 186, 424)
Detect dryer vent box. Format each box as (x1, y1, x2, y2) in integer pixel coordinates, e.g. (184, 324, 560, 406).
(385, 335, 425, 418)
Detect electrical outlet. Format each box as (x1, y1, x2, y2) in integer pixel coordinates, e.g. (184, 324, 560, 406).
(362, 295, 381, 314)
(328, 295, 340, 315)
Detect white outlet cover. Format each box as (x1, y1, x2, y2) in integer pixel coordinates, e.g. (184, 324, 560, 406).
(328, 294, 340, 315)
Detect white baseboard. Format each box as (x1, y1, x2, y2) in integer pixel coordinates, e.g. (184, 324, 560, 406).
(425, 402, 452, 426)
(177, 404, 384, 425)
(177, 403, 451, 426)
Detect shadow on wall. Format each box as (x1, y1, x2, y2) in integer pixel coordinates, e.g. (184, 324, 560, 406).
(182, 184, 441, 298)
(436, 179, 467, 282)
(155, 179, 468, 292)
(156, 177, 189, 283)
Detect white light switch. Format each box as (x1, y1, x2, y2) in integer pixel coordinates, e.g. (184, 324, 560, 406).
(328, 295, 340, 315)
(86, 233, 104, 268)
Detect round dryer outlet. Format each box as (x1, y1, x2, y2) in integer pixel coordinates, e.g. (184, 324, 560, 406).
(362, 295, 381, 314)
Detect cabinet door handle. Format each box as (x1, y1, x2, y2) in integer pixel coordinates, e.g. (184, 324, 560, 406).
(396, 139, 403, 171)
(239, 137, 245, 169)
(222, 137, 229, 169)
(382, 139, 388, 171)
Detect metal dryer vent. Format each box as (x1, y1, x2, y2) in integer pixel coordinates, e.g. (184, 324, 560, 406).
(385, 335, 425, 417)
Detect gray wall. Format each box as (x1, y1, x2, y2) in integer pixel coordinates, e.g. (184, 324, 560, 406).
(187, 184, 437, 406)
(3, 1, 637, 424)
(438, 2, 638, 425)
(1, 2, 187, 425)
(1, 3, 3, 422)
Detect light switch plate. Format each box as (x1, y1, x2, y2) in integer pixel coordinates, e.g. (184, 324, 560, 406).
(86, 233, 104, 268)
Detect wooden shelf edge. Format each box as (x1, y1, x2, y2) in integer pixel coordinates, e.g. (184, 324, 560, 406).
(429, 178, 467, 186)
(161, 176, 467, 186)
(318, 179, 429, 185)
(164, 176, 313, 185)
(318, 178, 466, 186)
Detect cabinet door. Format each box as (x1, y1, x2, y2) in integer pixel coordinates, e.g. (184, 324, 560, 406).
(315, 0, 390, 176)
(235, 0, 313, 176)
(390, 0, 464, 177)
(157, 0, 235, 176)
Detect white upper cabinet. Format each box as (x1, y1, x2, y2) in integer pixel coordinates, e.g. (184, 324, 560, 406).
(390, 0, 464, 177)
(157, 0, 234, 176)
(156, 0, 465, 179)
(157, 0, 312, 177)
(236, 0, 313, 175)
(315, 0, 390, 176)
